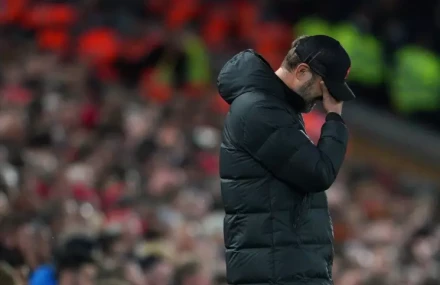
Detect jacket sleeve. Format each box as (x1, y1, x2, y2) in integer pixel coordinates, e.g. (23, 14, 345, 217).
(241, 102, 348, 193)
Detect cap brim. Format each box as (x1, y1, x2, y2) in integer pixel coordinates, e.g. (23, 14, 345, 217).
(323, 80, 356, 101)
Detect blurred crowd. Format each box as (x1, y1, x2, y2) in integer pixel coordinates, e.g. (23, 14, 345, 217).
(0, 0, 440, 284)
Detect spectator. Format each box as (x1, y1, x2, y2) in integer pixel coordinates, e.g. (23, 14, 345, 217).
(173, 260, 209, 285)
(0, 262, 19, 285)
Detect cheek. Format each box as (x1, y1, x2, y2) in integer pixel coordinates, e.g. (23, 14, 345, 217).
(314, 82, 323, 97)
(310, 91, 321, 101)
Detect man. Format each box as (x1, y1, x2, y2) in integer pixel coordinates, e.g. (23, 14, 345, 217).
(30, 234, 98, 285)
(218, 35, 354, 285)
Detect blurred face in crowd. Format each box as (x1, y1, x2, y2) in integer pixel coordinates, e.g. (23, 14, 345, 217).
(125, 111, 151, 144)
(176, 190, 210, 220)
(336, 268, 364, 285)
(107, 236, 127, 259)
(412, 236, 437, 264)
(0, 111, 25, 143)
(124, 261, 145, 285)
(35, 225, 52, 263)
(59, 264, 97, 285)
(16, 223, 39, 270)
(2, 65, 22, 85)
(147, 260, 173, 285)
(181, 269, 211, 285)
(78, 264, 97, 285)
(0, 192, 9, 217)
(57, 99, 81, 130)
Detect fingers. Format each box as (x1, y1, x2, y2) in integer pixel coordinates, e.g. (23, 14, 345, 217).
(320, 81, 341, 103)
(320, 81, 329, 96)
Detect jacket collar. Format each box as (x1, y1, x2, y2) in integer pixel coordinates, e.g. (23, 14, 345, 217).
(254, 53, 306, 112)
(218, 49, 306, 112)
(273, 73, 306, 112)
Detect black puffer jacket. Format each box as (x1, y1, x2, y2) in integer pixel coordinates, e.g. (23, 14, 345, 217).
(218, 50, 348, 285)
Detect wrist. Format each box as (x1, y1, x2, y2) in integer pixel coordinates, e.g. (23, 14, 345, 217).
(326, 112, 344, 123)
(326, 110, 342, 115)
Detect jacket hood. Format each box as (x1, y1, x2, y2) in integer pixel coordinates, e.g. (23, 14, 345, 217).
(217, 49, 305, 110)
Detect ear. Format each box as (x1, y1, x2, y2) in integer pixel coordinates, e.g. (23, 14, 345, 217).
(294, 63, 312, 81)
(303, 70, 312, 81)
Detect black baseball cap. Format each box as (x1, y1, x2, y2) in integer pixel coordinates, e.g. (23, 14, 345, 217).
(295, 35, 355, 101)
